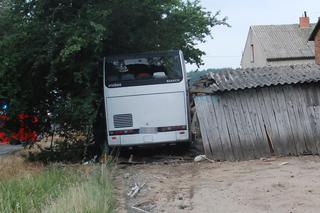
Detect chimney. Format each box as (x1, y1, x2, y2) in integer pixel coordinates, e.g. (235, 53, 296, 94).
(299, 11, 310, 28)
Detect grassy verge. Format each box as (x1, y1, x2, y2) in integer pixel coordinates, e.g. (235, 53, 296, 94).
(0, 160, 114, 213)
(43, 165, 114, 213)
(0, 155, 44, 181)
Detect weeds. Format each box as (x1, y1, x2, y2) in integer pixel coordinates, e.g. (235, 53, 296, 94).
(0, 154, 44, 181)
(44, 165, 114, 213)
(0, 166, 78, 212)
(0, 164, 114, 213)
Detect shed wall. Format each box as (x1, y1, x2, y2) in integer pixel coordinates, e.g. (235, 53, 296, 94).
(195, 83, 320, 161)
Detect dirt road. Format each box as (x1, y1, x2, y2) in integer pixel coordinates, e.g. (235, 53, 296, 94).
(0, 144, 23, 156)
(115, 156, 320, 213)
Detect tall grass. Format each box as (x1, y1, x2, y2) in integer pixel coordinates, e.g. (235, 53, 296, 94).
(0, 155, 44, 181)
(0, 164, 114, 213)
(44, 165, 114, 213)
(0, 167, 79, 212)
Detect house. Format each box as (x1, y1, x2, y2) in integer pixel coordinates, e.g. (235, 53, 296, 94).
(241, 13, 315, 68)
(309, 18, 320, 64)
(192, 64, 320, 161)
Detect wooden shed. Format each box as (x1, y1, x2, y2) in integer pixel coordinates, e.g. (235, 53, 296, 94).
(192, 64, 320, 161)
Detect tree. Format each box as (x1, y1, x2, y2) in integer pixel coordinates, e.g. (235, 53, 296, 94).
(0, 0, 228, 137)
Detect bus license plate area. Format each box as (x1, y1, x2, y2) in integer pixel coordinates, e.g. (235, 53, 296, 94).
(140, 127, 158, 134)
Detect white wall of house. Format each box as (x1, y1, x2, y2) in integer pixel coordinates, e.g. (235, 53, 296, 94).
(241, 28, 268, 68)
(241, 27, 315, 68)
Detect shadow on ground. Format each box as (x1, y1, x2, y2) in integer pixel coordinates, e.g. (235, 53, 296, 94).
(114, 141, 204, 164)
(25, 140, 204, 164)
(26, 141, 91, 164)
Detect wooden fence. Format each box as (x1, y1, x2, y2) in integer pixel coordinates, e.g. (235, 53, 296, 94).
(194, 83, 320, 161)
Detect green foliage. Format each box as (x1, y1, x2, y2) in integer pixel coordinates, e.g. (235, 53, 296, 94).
(0, 0, 228, 135)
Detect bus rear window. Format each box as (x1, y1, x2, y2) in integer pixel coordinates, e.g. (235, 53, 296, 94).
(105, 54, 183, 88)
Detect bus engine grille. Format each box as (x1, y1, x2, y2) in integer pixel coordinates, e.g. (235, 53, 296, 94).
(113, 114, 133, 128)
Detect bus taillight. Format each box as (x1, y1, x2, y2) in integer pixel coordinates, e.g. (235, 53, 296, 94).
(157, 125, 187, 132)
(109, 129, 139, 136)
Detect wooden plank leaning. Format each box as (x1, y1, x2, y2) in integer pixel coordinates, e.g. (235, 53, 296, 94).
(209, 95, 232, 161)
(194, 96, 214, 159)
(282, 85, 307, 154)
(220, 92, 243, 161)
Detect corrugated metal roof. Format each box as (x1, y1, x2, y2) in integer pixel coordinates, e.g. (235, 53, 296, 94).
(251, 24, 315, 60)
(192, 64, 320, 93)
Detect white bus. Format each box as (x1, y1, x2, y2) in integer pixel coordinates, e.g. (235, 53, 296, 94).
(103, 50, 190, 148)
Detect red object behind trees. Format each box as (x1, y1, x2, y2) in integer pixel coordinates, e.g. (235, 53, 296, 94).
(0, 113, 39, 144)
(0, 132, 10, 144)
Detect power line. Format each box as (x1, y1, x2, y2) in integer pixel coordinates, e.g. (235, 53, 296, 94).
(202, 55, 241, 58)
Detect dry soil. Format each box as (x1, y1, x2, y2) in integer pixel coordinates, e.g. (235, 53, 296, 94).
(114, 156, 320, 213)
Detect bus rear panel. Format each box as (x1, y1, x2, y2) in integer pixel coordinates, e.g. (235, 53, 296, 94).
(104, 50, 190, 146)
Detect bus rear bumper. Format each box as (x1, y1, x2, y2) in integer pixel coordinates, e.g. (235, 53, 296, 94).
(108, 130, 189, 146)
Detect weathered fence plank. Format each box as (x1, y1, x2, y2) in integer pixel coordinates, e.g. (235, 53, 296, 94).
(246, 90, 271, 157)
(194, 96, 214, 158)
(260, 88, 284, 155)
(268, 87, 291, 155)
(256, 88, 277, 155)
(290, 86, 314, 154)
(239, 91, 264, 158)
(282, 85, 307, 154)
(312, 84, 320, 153)
(221, 93, 243, 161)
(234, 91, 256, 159)
(204, 95, 225, 160)
(229, 93, 249, 160)
(296, 85, 318, 154)
(304, 85, 320, 154)
(274, 86, 298, 155)
(211, 95, 234, 161)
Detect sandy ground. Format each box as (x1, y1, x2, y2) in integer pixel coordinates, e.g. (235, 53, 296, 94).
(114, 156, 320, 213)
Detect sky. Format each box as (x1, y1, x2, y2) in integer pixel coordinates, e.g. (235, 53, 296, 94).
(186, 0, 320, 71)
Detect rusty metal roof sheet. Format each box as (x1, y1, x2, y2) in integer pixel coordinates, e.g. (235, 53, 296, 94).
(251, 24, 315, 60)
(191, 64, 320, 93)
